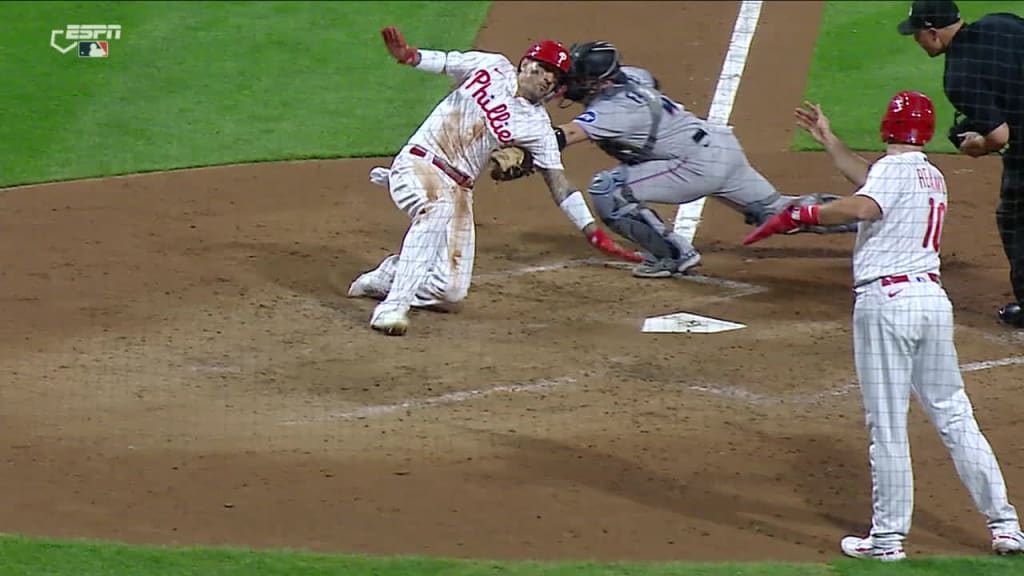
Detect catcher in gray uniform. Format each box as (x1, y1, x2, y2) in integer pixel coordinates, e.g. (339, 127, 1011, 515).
(552, 41, 854, 278)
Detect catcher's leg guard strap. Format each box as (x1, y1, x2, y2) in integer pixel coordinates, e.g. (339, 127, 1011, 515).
(588, 168, 689, 260)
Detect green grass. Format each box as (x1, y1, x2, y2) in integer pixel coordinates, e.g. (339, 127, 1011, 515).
(1, 535, 1023, 576)
(795, 1, 1021, 153)
(0, 1, 490, 188)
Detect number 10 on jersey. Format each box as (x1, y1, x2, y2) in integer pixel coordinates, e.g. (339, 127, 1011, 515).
(923, 197, 946, 252)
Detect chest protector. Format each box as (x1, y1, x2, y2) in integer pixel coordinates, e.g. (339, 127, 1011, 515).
(594, 82, 675, 165)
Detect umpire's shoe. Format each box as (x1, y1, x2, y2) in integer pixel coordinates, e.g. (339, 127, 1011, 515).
(998, 302, 1024, 328)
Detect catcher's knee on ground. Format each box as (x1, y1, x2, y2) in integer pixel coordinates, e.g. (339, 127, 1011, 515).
(588, 168, 690, 260)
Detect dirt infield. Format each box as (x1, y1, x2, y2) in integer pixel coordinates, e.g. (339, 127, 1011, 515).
(2, 0, 1022, 564)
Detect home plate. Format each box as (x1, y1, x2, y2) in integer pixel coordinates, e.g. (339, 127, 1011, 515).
(641, 312, 747, 334)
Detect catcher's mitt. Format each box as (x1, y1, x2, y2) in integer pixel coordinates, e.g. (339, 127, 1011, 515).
(489, 146, 535, 182)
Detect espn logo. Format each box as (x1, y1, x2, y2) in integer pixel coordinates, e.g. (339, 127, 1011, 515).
(51, 24, 121, 55)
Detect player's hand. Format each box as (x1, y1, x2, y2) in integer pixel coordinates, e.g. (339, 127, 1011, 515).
(381, 26, 418, 65)
(587, 228, 644, 263)
(794, 101, 834, 146)
(743, 205, 821, 245)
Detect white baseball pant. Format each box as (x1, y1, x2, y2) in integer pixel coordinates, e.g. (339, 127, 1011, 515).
(364, 147, 476, 318)
(853, 277, 1020, 547)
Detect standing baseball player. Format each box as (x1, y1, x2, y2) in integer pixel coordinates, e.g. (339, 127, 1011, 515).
(348, 27, 639, 336)
(552, 41, 855, 279)
(746, 91, 1024, 560)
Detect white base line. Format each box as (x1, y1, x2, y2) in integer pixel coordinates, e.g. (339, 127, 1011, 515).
(689, 356, 1024, 405)
(961, 356, 1024, 372)
(478, 258, 768, 303)
(673, 0, 764, 241)
(677, 272, 768, 298)
(474, 258, 606, 281)
(281, 377, 576, 424)
(598, 260, 768, 300)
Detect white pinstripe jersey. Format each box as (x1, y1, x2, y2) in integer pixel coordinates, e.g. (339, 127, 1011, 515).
(406, 50, 563, 179)
(853, 152, 946, 287)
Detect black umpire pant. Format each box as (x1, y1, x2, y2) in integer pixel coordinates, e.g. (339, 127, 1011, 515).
(997, 157, 1024, 304)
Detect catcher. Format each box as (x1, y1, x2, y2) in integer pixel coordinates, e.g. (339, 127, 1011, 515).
(491, 41, 856, 278)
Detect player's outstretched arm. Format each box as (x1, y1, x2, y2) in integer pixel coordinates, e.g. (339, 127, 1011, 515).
(540, 167, 642, 263)
(795, 102, 869, 187)
(743, 195, 880, 245)
(381, 26, 500, 81)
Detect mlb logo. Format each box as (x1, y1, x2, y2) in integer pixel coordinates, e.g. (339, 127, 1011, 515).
(78, 41, 108, 58)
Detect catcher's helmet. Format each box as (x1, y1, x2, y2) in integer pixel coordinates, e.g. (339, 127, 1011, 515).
(563, 41, 622, 101)
(880, 90, 935, 146)
(521, 40, 571, 75)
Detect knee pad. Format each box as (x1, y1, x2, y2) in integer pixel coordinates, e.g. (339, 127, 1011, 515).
(587, 168, 685, 260)
(587, 168, 630, 221)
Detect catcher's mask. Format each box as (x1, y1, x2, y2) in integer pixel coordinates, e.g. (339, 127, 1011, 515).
(562, 41, 622, 105)
(880, 90, 935, 146)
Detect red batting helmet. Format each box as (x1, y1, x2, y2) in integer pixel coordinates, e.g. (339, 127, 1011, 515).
(522, 40, 571, 75)
(880, 90, 935, 146)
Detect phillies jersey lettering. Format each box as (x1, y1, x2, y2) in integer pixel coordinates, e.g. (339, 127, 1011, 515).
(462, 69, 514, 143)
(852, 152, 946, 287)
(405, 49, 563, 179)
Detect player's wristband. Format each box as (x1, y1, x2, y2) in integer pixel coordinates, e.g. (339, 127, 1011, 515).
(559, 190, 596, 231)
(414, 49, 446, 73)
(795, 205, 821, 226)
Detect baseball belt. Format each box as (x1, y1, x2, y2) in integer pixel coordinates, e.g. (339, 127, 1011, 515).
(409, 145, 474, 188)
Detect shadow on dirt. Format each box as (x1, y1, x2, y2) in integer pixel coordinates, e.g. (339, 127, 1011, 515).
(471, 426, 993, 556)
(476, 429, 839, 552)
(219, 240, 376, 314)
(781, 431, 988, 552)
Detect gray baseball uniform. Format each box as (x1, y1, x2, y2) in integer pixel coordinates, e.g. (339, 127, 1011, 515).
(572, 66, 789, 263)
